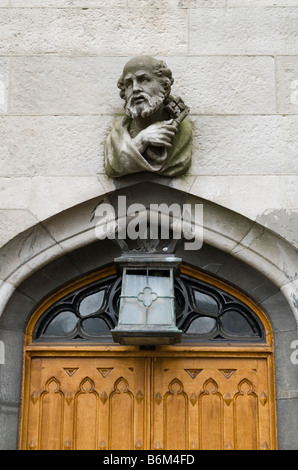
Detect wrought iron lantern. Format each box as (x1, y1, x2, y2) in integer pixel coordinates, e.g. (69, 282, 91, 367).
(111, 254, 182, 345)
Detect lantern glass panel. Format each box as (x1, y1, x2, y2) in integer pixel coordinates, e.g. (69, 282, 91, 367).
(119, 268, 174, 326)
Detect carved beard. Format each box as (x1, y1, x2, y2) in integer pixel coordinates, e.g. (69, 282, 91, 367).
(125, 92, 165, 119)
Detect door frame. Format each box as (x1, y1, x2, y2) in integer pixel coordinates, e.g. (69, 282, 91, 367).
(19, 264, 277, 450)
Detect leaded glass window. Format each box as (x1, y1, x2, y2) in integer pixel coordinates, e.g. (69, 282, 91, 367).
(33, 271, 265, 343)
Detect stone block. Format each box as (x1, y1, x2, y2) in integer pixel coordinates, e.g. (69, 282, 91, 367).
(190, 8, 298, 55)
(232, 223, 298, 282)
(0, 223, 57, 281)
(0, 210, 38, 249)
(180, 0, 226, 6)
(276, 397, 298, 450)
(191, 115, 298, 175)
(0, 8, 187, 55)
(228, 0, 298, 5)
(186, 194, 254, 254)
(260, 291, 297, 332)
(257, 209, 298, 250)
(0, 405, 19, 451)
(0, 115, 112, 176)
(17, 255, 81, 302)
(216, 257, 279, 304)
(0, 57, 9, 115)
(274, 329, 298, 396)
(10, 55, 275, 116)
(42, 197, 104, 244)
(0, 281, 15, 321)
(10, 56, 127, 115)
(11, 0, 226, 7)
(0, 176, 104, 221)
(168, 56, 275, 115)
(0, 288, 35, 330)
(0, 329, 24, 403)
(12, 0, 126, 6)
(65, 238, 121, 275)
(276, 56, 298, 115)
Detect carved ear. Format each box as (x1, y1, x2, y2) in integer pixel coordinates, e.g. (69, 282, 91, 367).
(163, 77, 173, 97)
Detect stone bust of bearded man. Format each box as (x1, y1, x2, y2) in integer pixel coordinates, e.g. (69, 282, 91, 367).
(104, 55, 192, 178)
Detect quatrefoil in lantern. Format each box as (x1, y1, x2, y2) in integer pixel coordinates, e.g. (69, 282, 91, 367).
(111, 254, 182, 345)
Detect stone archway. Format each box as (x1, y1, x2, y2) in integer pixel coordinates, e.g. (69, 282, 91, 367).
(0, 183, 297, 449)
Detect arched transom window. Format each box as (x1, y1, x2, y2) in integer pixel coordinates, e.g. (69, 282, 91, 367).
(32, 265, 266, 345)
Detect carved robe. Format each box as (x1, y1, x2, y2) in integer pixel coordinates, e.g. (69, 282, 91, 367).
(104, 116, 193, 178)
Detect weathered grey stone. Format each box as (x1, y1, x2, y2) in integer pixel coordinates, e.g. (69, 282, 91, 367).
(0, 223, 57, 281)
(257, 209, 298, 250)
(0, 57, 9, 115)
(0, 289, 36, 332)
(260, 291, 297, 332)
(0, 404, 19, 451)
(0, 8, 187, 55)
(42, 197, 104, 244)
(276, 397, 298, 450)
(274, 329, 298, 397)
(188, 175, 298, 232)
(180, 0, 226, 6)
(168, 56, 275, 115)
(12, 0, 126, 6)
(0, 329, 24, 403)
(186, 194, 254, 253)
(228, 0, 298, 5)
(191, 115, 298, 175)
(0, 115, 113, 176)
(0, 210, 38, 249)
(0, 176, 104, 221)
(10, 0, 227, 6)
(10, 55, 275, 116)
(215, 257, 280, 304)
(232, 223, 298, 283)
(17, 255, 81, 302)
(10, 56, 127, 115)
(65, 239, 121, 275)
(276, 56, 298, 115)
(190, 8, 298, 55)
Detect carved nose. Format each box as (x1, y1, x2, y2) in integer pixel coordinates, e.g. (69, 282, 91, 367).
(132, 80, 142, 92)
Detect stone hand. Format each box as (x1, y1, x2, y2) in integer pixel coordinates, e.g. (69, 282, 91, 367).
(133, 120, 178, 154)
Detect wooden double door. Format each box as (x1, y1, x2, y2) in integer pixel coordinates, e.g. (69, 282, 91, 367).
(19, 347, 277, 450)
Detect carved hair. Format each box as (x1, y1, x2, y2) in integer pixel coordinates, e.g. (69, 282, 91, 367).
(117, 56, 174, 102)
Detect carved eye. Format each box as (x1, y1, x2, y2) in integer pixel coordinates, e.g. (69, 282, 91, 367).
(124, 79, 132, 88)
(139, 75, 150, 83)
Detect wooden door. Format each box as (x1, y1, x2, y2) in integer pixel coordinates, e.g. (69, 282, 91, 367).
(152, 355, 275, 450)
(20, 356, 150, 450)
(19, 349, 276, 450)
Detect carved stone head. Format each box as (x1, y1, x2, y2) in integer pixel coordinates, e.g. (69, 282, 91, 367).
(117, 56, 174, 119)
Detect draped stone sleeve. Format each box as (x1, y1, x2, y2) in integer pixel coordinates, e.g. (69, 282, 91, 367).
(104, 116, 193, 179)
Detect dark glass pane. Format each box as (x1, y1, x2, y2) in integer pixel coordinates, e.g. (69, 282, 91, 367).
(220, 310, 254, 336)
(79, 291, 104, 317)
(194, 291, 219, 316)
(186, 316, 217, 335)
(81, 317, 111, 335)
(45, 311, 77, 335)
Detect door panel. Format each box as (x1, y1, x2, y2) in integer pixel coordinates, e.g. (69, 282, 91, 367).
(152, 356, 274, 450)
(20, 353, 276, 450)
(21, 356, 149, 450)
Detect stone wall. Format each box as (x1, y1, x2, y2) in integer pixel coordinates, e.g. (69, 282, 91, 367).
(0, 0, 298, 246)
(0, 0, 298, 450)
